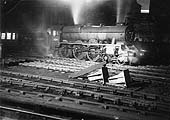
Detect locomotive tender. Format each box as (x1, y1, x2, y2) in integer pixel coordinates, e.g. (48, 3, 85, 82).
(47, 24, 144, 64)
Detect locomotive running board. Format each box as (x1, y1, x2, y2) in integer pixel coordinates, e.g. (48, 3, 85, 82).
(60, 42, 112, 46)
(68, 61, 106, 78)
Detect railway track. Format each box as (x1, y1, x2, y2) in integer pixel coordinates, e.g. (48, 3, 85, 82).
(1, 57, 170, 119)
(0, 105, 70, 120)
(0, 70, 170, 119)
(4, 56, 170, 85)
(107, 64, 170, 84)
(0, 84, 167, 120)
(2, 57, 170, 97)
(1, 69, 170, 101)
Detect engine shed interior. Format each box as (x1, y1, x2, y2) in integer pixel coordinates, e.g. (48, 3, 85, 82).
(1, 0, 170, 120)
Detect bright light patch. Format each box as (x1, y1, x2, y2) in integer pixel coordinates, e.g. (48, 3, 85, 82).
(71, 0, 83, 24)
(141, 10, 149, 13)
(47, 28, 52, 35)
(1, 33, 6, 39)
(62, 0, 69, 2)
(12, 33, 16, 40)
(7, 33, 11, 40)
(137, 0, 150, 14)
(58, 0, 104, 24)
(53, 30, 57, 36)
(86, 0, 91, 3)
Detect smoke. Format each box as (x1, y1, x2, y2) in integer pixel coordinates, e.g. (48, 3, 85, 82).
(22, 11, 49, 56)
(58, 0, 105, 24)
(34, 28, 49, 56)
(70, 0, 84, 24)
(116, 0, 122, 23)
(116, 0, 134, 23)
(58, 0, 135, 25)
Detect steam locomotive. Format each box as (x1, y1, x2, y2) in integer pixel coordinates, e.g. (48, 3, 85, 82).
(47, 24, 145, 64)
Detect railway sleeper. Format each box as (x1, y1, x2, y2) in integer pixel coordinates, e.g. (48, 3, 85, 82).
(1, 70, 170, 104)
(0, 73, 168, 107)
(0, 82, 166, 114)
(0, 88, 167, 119)
(0, 76, 168, 106)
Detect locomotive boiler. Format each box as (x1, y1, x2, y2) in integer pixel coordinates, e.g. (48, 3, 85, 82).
(47, 24, 144, 64)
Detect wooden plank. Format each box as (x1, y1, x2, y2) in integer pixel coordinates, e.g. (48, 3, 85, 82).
(69, 62, 106, 78)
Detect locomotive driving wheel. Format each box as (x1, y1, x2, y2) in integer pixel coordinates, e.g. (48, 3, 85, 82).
(87, 39, 101, 62)
(58, 45, 72, 58)
(72, 40, 87, 60)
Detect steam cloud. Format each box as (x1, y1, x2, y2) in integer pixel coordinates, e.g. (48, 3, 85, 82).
(116, 0, 133, 23)
(58, 0, 105, 24)
(57, 0, 136, 24)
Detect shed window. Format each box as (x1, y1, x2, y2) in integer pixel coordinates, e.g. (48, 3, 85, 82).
(7, 33, 11, 40)
(12, 33, 16, 40)
(1, 33, 6, 39)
